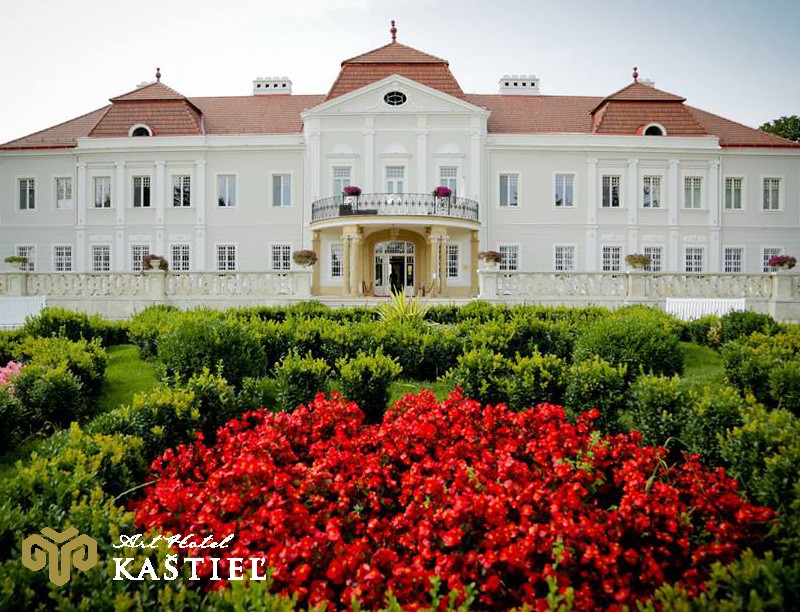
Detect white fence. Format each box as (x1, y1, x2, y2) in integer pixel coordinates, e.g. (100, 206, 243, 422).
(0, 296, 47, 329)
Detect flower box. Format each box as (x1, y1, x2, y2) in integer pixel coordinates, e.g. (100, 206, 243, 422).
(342, 185, 362, 197)
(433, 186, 452, 197)
(292, 249, 318, 267)
(767, 254, 796, 270)
(625, 253, 651, 270)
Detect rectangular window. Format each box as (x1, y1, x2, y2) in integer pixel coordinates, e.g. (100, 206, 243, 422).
(439, 166, 458, 198)
(642, 176, 661, 208)
(602, 245, 622, 271)
(16, 245, 35, 272)
(272, 174, 292, 207)
(554, 245, 576, 271)
(499, 174, 519, 207)
(91, 245, 111, 271)
(53, 245, 73, 272)
(684, 176, 702, 209)
(94, 176, 111, 208)
(172, 175, 191, 207)
(385, 166, 405, 193)
(725, 177, 743, 210)
(333, 167, 351, 196)
(763, 247, 783, 272)
(724, 247, 744, 273)
(446, 244, 459, 279)
(55, 178, 72, 209)
(643, 246, 663, 272)
(601, 175, 620, 208)
(216, 245, 237, 271)
(131, 244, 150, 271)
(498, 245, 519, 271)
(555, 174, 574, 207)
(271, 244, 291, 271)
(763, 178, 781, 210)
(133, 176, 151, 208)
(171, 244, 191, 271)
(330, 243, 343, 279)
(685, 246, 704, 272)
(19, 178, 35, 210)
(218, 175, 236, 207)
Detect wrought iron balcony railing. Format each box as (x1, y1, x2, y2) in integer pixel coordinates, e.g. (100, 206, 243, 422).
(311, 193, 480, 222)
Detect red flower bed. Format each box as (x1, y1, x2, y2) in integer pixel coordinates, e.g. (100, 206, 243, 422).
(134, 391, 772, 610)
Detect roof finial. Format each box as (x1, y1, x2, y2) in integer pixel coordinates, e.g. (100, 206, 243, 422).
(156, 67, 161, 83)
(390, 20, 397, 42)
(632, 66, 638, 83)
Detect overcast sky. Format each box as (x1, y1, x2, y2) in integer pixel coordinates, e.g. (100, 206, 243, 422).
(1, 0, 798, 145)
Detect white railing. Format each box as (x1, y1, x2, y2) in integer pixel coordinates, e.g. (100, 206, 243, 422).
(166, 272, 296, 297)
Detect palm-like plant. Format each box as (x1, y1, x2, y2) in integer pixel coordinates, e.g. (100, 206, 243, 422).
(377, 289, 428, 322)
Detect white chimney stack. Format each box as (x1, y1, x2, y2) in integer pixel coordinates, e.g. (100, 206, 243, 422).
(499, 74, 540, 95)
(253, 77, 292, 95)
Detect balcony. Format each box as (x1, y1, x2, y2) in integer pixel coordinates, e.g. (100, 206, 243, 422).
(311, 193, 480, 223)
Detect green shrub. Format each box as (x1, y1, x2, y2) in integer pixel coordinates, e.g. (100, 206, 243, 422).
(12, 364, 86, 429)
(372, 322, 427, 380)
(720, 309, 780, 344)
(377, 290, 428, 322)
(509, 316, 576, 360)
(88, 386, 200, 458)
(0, 387, 22, 452)
(337, 350, 403, 423)
(17, 335, 107, 397)
(128, 303, 181, 358)
(456, 300, 504, 322)
(465, 319, 516, 355)
(274, 352, 331, 411)
(21, 307, 128, 346)
(564, 356, 627, 433)
(419, 325, 465, 380)
(682, 385, 746, 467)
(180, 368, 240, 442)
(769, 360, 800, 416)
(623, 374, 690, 447)
(684, 314, 722, 347)
(0, 331, 21, 364)
(237, 376, 279, 412)
(442, 348, 510, 407)
(507, 351, 567, 411)
(573, 309, 683, 380)
(156, 314, 267, 387)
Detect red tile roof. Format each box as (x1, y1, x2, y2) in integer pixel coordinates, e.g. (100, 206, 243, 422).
(111, 81, 188, 102)
(0, 106, 110, 150)
(466, 94, 599, 133)
(89, 100, 204, 137)
(591, 101, 708, 135)
(687, 106, 800, 148)
(326, 41, 464, 100)
(191, 95, 325, 134)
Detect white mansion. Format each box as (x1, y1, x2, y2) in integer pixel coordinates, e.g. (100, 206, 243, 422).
(1, 26, 799, 300)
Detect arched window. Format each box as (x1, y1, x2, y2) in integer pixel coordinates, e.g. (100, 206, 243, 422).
(129, 124, 152, 137)
(643, 123, 666, 136)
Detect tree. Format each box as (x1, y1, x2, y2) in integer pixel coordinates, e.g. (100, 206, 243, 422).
(759, 115, 800, 142)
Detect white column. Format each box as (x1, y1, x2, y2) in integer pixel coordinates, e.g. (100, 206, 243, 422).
(195, 160, 206, 225)
(309, 129, 321, 201)
(667, 159, 679, 227)
(669, 229, 680, 271)
(585, 157, 598, 270)
(708, 159, 721, 271)
(470, 117, 482, 201)
(627, 158, 638, 225)
(154, 161, 166, 255)
(114, 162, 125, 271)
(416, 116, 427, 192)
(364, 116, 375, 192)
(76, 162, 87, 228)
(195, 228, 207, 271)
(115, 229, 125, 271)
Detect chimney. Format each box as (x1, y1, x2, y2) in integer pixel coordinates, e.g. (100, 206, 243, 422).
(499, 74, 540, 95)
(252, 76, 292, 95)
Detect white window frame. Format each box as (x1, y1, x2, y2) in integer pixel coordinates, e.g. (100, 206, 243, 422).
(723, 246, 744, 273)
(170, 244, 191, 271)
(601, 175, 621, 208)
(553, 244, 576, 271)
(54, 177, 73, 209)
(270, 244, 292, 271)
(446, 243, 460, 279)
(762, 246, 784, 272)
(684, 246, 704, 272)
(131, 244, 150, 272)
(272, 173, 292, 207)
(216, 244, 237, 271)
(439, 166, 458, 199)
(385, 165, 406, 194)
(172, 175, 191, 207)
(642, 245, 663, 272)
(498, 244, 520, 271)
(642, 175, 662, 208)
(18, 178, 35, 210)
(761, 177, 782, 211)
(91, 244, 111, 272)
(683, 176, 703, 209)
(499, 173, 519, 207)
(332, 166, 352, 197)
(15, 245, 35, 272)
(330, 243, 343, 280)
(217, 174, 237, 207)
(724, 176, 744, 211)
(53, 245, 73, 272)
(93, 176, 112, 208)
(601, 245, 622, 271)
(554, 173, 574, 208)
(133, 175, 151, 208)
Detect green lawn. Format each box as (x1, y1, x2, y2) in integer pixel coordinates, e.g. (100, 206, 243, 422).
(96, 344, 158, 413)
(680, 341, 725, 389)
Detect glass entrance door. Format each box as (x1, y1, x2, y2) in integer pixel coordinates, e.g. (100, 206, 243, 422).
(374, 241, 415, 297)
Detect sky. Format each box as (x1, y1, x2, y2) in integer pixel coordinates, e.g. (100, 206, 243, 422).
(1, 0, 799, 145)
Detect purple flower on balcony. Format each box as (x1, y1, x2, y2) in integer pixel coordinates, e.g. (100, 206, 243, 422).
(343, 185, 362, 197)
(767, 254, 797, 270)
(433, 186, 452, 197)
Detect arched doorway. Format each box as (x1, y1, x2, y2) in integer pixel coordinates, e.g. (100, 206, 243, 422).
(374, 241, 415, 296)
